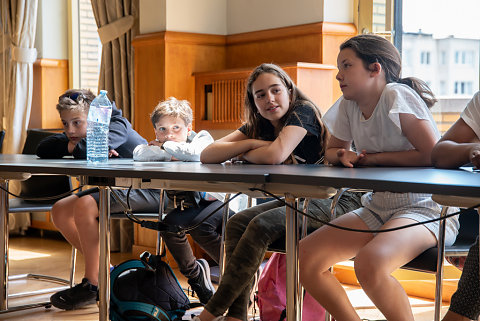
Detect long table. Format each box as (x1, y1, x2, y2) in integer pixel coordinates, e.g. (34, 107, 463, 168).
(0, 155, 479, 321)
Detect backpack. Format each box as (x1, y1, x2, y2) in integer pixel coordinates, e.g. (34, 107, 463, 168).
(256, 253, 327, 321)
(110, 251, 197, 321)
(165, 190, 202, 210)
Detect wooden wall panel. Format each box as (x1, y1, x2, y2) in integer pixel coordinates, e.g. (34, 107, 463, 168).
(133, 31, 226, 140)
(132, 33, 166, 140)
(30, 59, 68, 129)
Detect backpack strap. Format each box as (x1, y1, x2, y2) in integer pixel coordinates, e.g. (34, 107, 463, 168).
(115, 301, 171, 321)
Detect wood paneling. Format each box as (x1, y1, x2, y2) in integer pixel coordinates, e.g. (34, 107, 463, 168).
(30, 59, 68, 129)
(132, 31, 226, 139)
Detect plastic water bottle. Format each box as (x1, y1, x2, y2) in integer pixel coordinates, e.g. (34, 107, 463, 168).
(87, 90, 112, 163)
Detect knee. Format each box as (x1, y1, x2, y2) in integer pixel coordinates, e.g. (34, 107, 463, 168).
(299, 244, 330, 283)
(51, 198, 74, 226)
(354, 250, 387, 288)
(73, 196, 98, 226)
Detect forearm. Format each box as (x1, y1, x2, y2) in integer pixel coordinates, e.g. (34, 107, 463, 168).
(242, 145, 285, 164)
(200, 139, 258, 163)
(432, 141, 476, 169)
(366, 149, 433, 167)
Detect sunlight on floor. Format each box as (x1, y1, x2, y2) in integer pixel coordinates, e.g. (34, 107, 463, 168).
(9, 248, 51, 261)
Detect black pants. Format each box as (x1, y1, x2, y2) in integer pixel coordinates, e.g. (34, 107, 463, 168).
(449, 236, 480, 320)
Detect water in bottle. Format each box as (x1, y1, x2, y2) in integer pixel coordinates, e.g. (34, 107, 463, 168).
(87, 90, 112, 163)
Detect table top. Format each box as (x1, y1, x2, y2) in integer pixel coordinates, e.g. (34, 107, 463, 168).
(0, 154, 479, 198)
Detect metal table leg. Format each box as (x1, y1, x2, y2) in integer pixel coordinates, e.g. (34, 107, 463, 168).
(285, 193, 301, 321)
(0, 179, 8, 311)
(98, 186, 110, 321)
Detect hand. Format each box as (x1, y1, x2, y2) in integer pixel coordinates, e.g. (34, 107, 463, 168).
(67, 140, 77, 154)
(148, 139, 163, 147)
(109, 149, 119, 158)
(356, 149, 378, 166)
(470, 145, 480, 169)
(336, 149, 365, 168)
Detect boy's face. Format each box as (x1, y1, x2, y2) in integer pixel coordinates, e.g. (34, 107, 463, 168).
(59, 109, 87, 144)
(154, 115, 191, 143)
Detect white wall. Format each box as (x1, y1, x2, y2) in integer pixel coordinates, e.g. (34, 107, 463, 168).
(139, 0, 354, 35)
(139, 0, 166, 35)
(35, 0, 68, 59)
(227, 0, 324, 34)
(139, 0, 227, 35)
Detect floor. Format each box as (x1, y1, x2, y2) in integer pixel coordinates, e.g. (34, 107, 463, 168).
(0, 233, 451, 321)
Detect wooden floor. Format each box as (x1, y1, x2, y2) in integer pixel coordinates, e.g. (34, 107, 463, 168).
(0, 233, 450, 320)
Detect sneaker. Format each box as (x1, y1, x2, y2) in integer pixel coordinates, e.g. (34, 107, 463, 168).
(50, 278, 98, 310)
(188, 259, 216, 304)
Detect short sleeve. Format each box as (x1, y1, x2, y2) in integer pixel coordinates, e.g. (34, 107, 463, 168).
(284, 104, 321, 137)
(322, 97, 353, 142)
(387, 84, 432, 131)
(238, 124, 248, 135)
(461, 92, 480, 139)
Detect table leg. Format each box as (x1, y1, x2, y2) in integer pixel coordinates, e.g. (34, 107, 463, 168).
(0, 179, 8, 311)
(98, 186, 110, 321)
(285, 194, 301, 321)
(219, 193, 231, 282)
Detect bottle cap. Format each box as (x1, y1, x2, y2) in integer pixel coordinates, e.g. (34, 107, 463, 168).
(100, 90, 107, 95)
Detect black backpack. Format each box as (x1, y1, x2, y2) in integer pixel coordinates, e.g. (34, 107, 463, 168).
(110, 251, 197, 321)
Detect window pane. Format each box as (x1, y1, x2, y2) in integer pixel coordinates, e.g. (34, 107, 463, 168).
(401, 0, 480, 134)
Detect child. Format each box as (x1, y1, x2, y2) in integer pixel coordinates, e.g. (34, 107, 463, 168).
(195, 63, 363, 321)
(432, 91, 480, 321)
(37, 92, 219, 309)
(298, 34, 460, 321)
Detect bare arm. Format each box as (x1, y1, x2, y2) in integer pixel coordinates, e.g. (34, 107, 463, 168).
(241, 125, 308, 164)
(356, 113, 438, 167)
(200, 130, 269, 164)
(431, 118, 480, 168)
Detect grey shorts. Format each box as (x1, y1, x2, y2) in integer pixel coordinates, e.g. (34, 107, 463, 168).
(76, 187, 161, 214)
(353, 192, 460, 245)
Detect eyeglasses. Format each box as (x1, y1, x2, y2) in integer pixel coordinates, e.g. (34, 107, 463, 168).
(63, 92, 86, 103)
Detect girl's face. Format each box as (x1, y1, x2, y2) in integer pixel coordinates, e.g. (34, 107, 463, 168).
(336, 48, 375, 101)
(59, 110, 87, 144)
(154, 115, 191, 143)
(251, 72, 291, 128)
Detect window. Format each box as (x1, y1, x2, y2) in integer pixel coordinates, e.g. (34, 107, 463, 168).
(420, 51, 430, 65)
(399, 0, 480, 134)
(69, 0, 101, 94)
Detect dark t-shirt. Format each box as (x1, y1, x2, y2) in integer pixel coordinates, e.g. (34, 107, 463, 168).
(238, 103, 323, 164)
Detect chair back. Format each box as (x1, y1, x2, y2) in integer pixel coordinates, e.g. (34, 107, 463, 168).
(19, 129, 72, 203)
(0, 130, 5, 151)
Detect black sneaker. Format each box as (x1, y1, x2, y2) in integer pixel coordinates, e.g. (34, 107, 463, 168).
(188, 259, 215, 304)
(50, 278, 98, 310)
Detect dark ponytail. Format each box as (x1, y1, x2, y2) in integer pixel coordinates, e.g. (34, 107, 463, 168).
(340, 35, 437, 108)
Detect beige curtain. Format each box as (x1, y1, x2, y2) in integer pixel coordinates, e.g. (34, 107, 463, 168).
(0, 0, 37, 154)
(90, 0, 138, 122)
(0, 1, 38, 234)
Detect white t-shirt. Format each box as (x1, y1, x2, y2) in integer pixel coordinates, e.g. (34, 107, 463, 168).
(461, 91, 480, 139)
(323, 83, 440, 153)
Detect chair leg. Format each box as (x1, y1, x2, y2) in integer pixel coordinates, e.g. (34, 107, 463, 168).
(219, 193, 231, 282)
(434, 206, 448, 321)
(156, 189, 165, 256)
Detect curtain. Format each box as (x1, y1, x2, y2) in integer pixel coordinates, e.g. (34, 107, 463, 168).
(90, 0, 138, 122)
(0, 0, 37, 154)
(0, 1, 38, 234)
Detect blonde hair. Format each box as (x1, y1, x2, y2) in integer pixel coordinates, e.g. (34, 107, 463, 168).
(56, 89, 95, 114)
(150, 97, 193, 128)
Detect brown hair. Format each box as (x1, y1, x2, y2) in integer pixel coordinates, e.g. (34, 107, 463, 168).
(243, 63, 328, 157)
(150, 97, 193, 128)
(56, 89, 95, 114)
(340, 34, 437, 108)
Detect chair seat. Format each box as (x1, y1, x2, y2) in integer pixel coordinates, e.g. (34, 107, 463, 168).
(8, 198, 54, 213)
(110, 213, 160, 220)
(432, 195, 480, 208)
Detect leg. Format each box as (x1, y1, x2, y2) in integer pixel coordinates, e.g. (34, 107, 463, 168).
(299, 213, 373, 321)
(354, 218, 437, 321)
(51, 195, 83, 254)
(73, 195, 100, 285)
(199, 199, 284, 320)
(444, 237, 480, 321)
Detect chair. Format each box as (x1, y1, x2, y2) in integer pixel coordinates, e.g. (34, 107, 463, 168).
(326, 188, 479, 321)
(2, 129, 77, 312)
